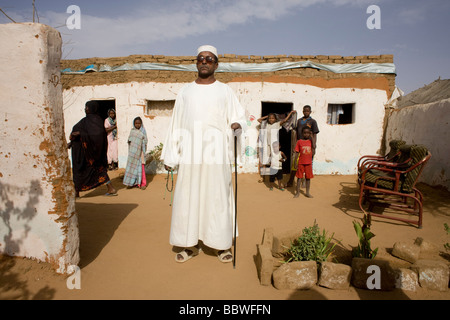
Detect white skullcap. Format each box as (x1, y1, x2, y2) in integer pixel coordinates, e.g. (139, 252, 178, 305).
(197, 45, 218, 58)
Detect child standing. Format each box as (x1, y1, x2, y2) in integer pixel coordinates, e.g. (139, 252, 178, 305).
(269, 141, 287, 191)
(104, 108, 118, 171)
(258, 110, 297, 155)
(293, 127, 315, 198)
(123, 117, 148, 189)
(287, 105, 319, 187)
(296, 105, 319, 151)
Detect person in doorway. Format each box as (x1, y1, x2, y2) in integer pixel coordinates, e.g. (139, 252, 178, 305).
(287, 105, 319, 187)
(293, 126, 315, 198)
(104, 108, 118, 170)
(161, 45, 247, 264)
(123, 117, 148, 190)
(69, 101, 117, 198)
(257, 110, 296, 180)
(257, 110, 296, 157)
(269, 141, 287, 191)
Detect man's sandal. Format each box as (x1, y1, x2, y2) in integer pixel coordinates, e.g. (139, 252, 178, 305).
(217, 250, 233, 263)
(175, 248, 200, 263)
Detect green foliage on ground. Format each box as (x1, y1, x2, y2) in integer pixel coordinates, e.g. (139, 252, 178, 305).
(145, 142, 163, 165)
(285, 221, 336, 263)
(352, 214, 378, 259)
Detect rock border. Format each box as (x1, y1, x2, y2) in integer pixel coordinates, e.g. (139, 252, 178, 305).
(255, 228, 450, 292)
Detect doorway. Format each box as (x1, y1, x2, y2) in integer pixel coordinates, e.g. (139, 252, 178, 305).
(92, 99, 116, 121)
(261, 102, 294, 173)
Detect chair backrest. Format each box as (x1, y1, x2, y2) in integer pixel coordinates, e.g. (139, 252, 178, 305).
(386, 139, 406, 160)
(396, 144, 413, 166)
(400, 144, 431, 193)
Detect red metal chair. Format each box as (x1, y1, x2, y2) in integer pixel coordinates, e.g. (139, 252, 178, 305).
(357, 139, 406, 179)
(358, 144, 431, 228)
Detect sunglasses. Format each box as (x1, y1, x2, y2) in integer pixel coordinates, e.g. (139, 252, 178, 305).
(196, 55, 217, 63)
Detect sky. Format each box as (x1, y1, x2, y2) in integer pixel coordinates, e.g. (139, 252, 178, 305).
(1, 0, 449, 94)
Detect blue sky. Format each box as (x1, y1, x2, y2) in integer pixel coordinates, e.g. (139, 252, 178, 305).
(1, 0, 449, 94)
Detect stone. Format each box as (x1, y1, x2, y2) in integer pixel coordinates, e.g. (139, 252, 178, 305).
(255, 244, 274, 286)
(375, 248, 411, 269)
(351, 258, 396, 291)
(410, 259, 449, 291)
(395, 268, 419, 292)
(273, 261, 317, 290)
(414, 237, 440, 257)
(271, 229, 302, 258)
(261, 228, 274, 248)
(272, 256, 283, 269)
(391, 241, 420, 263)
(318, 262, 352, 290)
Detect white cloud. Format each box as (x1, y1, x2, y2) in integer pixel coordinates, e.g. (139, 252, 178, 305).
(25, 0, 379, 58)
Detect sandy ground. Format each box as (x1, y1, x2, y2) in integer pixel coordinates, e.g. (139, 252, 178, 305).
(1, 170, 449, 300)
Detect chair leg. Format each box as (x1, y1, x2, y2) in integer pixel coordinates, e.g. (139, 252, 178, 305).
(359, 186, 423, 228)
(358, 185, 369, 216)
(362, 189, 369, 205)
(416, 195, 423, 229)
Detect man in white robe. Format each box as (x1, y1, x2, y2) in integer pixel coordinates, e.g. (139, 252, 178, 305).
(161, 45, 247, 263)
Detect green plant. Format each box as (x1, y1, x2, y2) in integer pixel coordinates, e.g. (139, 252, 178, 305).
(285, 221, 336, 263)
(444, 223, 450, 252)
(145, 142, 163, 164)
(352, 214, 378, 259)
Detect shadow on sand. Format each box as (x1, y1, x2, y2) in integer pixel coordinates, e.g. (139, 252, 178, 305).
(0, 255, 57, 300)
(76, 202, 137, 269)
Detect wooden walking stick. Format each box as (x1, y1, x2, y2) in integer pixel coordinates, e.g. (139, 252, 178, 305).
(233, 135, 238, 269)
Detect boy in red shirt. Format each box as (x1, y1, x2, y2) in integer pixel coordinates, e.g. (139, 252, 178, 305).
(293, 127, 315, 198)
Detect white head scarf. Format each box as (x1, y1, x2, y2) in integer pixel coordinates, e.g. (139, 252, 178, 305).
(197, 45, 218, 59)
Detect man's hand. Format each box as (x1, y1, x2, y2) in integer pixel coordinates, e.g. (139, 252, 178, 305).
(231, 123, 241, 130)
(231, 122, 242, 136)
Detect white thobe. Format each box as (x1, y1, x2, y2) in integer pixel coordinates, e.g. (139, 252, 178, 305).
(161, 81, 247, 250)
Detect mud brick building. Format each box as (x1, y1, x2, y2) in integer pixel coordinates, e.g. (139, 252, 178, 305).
(61, 53, 396, 175)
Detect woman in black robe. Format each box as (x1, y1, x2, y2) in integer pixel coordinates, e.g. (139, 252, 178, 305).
(69, 101, 117, 197)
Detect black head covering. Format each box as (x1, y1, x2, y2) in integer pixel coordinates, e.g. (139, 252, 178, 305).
(86, 100, 99, 114)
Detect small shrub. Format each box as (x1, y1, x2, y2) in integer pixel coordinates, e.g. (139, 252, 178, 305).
(146, 142, 163, 164)
(145, 143, 164, 173)
(285, 221, 336, 263)
(352, 214, 378, 259)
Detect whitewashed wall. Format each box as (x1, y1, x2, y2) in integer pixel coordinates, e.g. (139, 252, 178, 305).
(0, 23, 79, 273)
(63, 82, 184, 170)
(63, 81, 388, 175)
(385, 99, 450, 190)
(229, 82, 388, 174)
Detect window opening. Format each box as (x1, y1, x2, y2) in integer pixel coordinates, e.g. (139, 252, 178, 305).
(145, 100, 175, 117)
(327, 103, 354, 125)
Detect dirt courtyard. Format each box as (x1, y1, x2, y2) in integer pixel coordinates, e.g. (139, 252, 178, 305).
(1, 171, 449, 300)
